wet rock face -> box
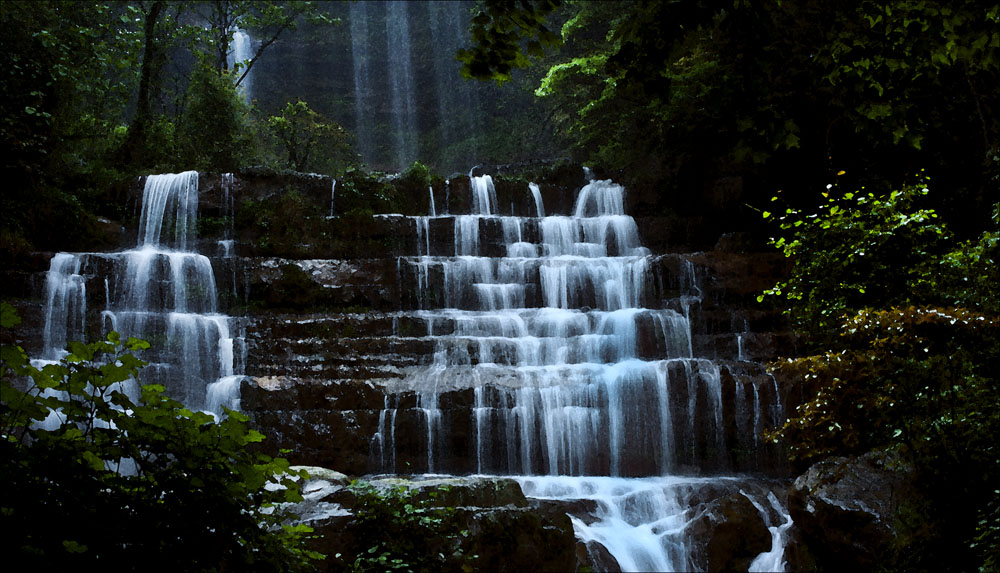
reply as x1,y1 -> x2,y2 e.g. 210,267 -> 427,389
689,492 -> 772,572
787,450 -> 913,570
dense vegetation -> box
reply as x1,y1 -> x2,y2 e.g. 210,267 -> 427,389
0,304 -> 322,569
762,183 -> 998,570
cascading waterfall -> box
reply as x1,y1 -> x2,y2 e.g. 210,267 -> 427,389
39,172 -> 244,415
344,1 -> 482,170
375,173 -> 790,570
330,178 -> 337,217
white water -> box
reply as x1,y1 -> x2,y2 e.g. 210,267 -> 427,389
385,0 -> 418,169
40,172 -> 244,416
371,172 -> 790,569
518,475 -> 789,572
349,1 -> 375,162
330,178 -> 337,217
227,27 -> 254,100
529,181 -> 545,218
381,176 -> 785,475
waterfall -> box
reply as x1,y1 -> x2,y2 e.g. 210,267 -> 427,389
372,173 -> 790,569
519,476 -> 790,572
428,1 -> 460,156
350,1 -> 375,163
528,182 -> 546,218
227,27 -> 254,100
385,0 -> 418,170
377,176 -> 788,475
40,172 -> 244,416
330,178 -> 337,217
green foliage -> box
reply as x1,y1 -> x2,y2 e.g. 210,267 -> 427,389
771,307 -> 999,463
266,99 -> 355,173
760,174 -> 1000,569
458,0 -> 563,83
817,0 -> 1000,152
401,161 -> 432,189
0,1 -> 144,257
0,325 -> 323,571
338,481 -> 475,573
759,178 -> 958,342
177,59 -> 256,171
484,0 -> 999,220
769,307 -> 1000,570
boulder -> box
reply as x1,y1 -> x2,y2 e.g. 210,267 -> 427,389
687,491 -> 772,572
787,450 -> 913,570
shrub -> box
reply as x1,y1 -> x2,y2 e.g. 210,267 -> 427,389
0,304 -> 322,570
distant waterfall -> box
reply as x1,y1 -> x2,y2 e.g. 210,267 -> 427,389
227,27 -> 254,100
350,1 -> 375,163
386,0 -> 418,170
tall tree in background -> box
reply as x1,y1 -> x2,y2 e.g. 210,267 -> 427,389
463,0 -> 999,227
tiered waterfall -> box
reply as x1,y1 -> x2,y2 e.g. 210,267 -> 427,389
369,173 -> 792,570
39,172 -> 244,413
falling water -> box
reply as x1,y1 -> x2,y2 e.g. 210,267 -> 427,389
385,0 -> 418,169
40,172 -> 244,415
330,178 -> 337,217
371,172 -> 790,569
428,185 -> 436,217
528,182 -> 545,218
350,1 -> 375,163
379,176 -> 786,475
228,28 -> 254,100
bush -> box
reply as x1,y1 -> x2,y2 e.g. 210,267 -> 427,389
337,480 -> 475,572
0,304 -> 322,571
265,99 -> 355,174
760,177 -> 1000,570
760,177 -> 953,345
176,61 -> 255,171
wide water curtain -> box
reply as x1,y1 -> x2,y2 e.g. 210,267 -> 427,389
373,173 -> 791,569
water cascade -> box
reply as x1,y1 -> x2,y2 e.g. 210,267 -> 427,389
330,178 -> 337,217
372,173 -> 790,569
339,1 -> 487,170
427,1 -> 482,165
39,172 -> 244,414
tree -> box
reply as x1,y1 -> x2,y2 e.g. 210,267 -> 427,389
463,0 -> 1000,226
0,1 -> 146,259
0,303 -> 323,570
457,0 -> 563,83
266,99 -> 354,173
759,183 -> 999,570
176,58 -> 255,171
195,1 -> 335,88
